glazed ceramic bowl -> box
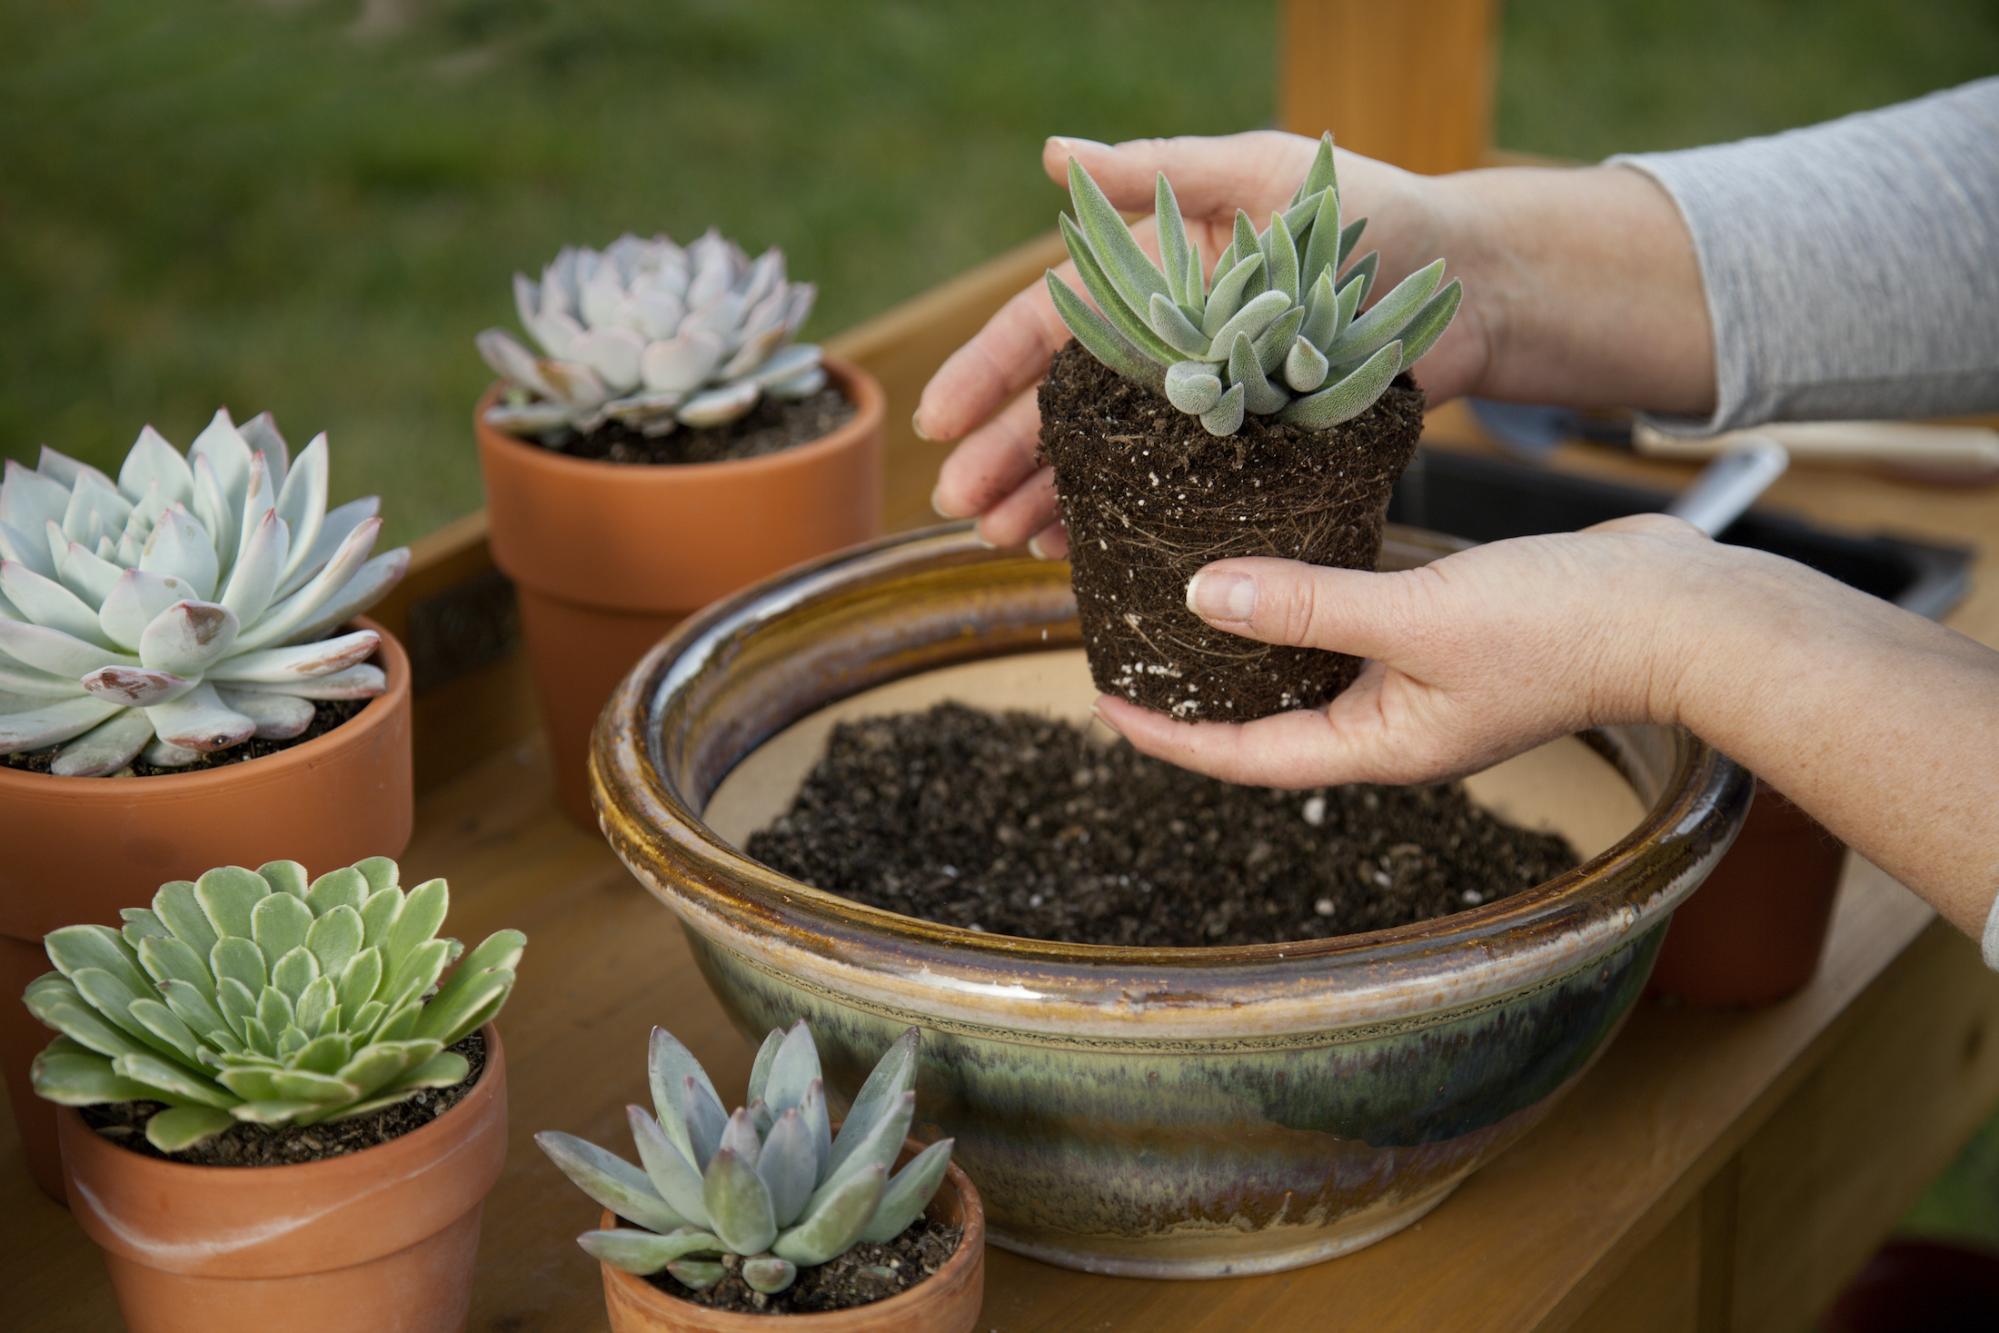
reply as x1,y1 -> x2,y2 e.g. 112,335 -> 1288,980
592,525 -> 1751,1278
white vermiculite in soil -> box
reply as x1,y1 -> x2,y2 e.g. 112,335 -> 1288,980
0,411 -> 408,775
25,858 -> 525,1151
478,231 -> 826,440
1048,132 -> 1462,436
538,1022 -> 954,1297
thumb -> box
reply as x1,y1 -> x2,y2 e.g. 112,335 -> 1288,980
1041,132 -> 1313,219
1186,557 -> 1430,659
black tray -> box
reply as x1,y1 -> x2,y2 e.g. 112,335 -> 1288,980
1388,449 -> 1975,619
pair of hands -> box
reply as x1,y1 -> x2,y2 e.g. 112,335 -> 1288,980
918,131 -> 1725,788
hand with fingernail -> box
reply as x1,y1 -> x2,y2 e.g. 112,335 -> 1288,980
918,131 -> 1473,558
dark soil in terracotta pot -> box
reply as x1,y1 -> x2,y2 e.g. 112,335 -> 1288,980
530,384 -> 855,466
0,698 -> 366,778
747,704 -> 1577,947
1039,342 -> 1425,721
635,1215 -> 963,1316
79,1031 -> 485,1167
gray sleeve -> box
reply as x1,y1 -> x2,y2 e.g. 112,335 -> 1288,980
1610,78 -> 1999,434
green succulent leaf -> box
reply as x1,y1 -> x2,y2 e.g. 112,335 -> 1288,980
1155,173 -> 1192,308
757,1106 -> 820,1229
665,1260 -> 726,1292
1325,259 -> 1443,366
1252,307 -> 1307,377
1201,252 -> 1267,340
1045,271 -> 1167,392
773,1165 -> 885,1267
1200,382 -> 1247,436
145,1105 -> 236,1153
861,1139 -> 956,1245
1291,132 -> 1339,206
742,1255 -> 798,1295
1262,209 -> 1300,305
1164,361 -> 1224,415
1279,341 -> 1406,429
746,1029 -> 785,1108
1227,332 -> 1289,416
1065,158 -> 1169,316
1056,216 -> 1182,366
579,1228 -> 724,1277
704,1148 -> 778,1256
1285,337 -> 1332,394
1395,278 -> 1464,365
537,1131 -> 689,1235
825,1029 -> 920,1178
1300,183 -> 1344,292
1146,293 -> 1211,359
195,866 -> 271,940
1341,250 -> 1381,309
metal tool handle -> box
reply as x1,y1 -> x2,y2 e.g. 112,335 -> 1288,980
1635,419 -> 1999,470
1665,436 -> 1789,537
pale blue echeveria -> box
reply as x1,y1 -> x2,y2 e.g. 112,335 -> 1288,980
538,1023 -> 953,1297
478,231 -> 825,440
0,411 -> 408,774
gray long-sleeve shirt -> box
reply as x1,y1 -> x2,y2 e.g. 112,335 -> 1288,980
1618,82 -> 1999,966
1611,77 -> 1999,435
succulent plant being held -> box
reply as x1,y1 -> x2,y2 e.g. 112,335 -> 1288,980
1048,132 -> 1462,436
0,411 -> 409,776
538,1022 -> 953,1297
23,857 -> 524,1152
478,231 -> 827,441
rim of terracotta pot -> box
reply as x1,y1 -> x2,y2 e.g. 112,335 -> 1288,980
0,614 -> 408,800
473,354 -> 884,482
595,1152 -> 984,1328
592,525 -> 1752,1031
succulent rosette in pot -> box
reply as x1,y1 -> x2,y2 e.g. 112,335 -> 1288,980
0,410 -> 408,774
470,230 -> 883,828
1039,133 -> 1460,720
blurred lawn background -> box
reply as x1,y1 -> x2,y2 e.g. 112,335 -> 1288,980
4,0 -> 1997,1246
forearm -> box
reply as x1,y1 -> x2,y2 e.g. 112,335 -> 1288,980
1661,551 -> 1999,938
1428,164 -> 1716,416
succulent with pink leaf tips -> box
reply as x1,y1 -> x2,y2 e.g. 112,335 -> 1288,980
538,1023 -> 953,1297
0,411 -> 408,775
477,230 -> 825,441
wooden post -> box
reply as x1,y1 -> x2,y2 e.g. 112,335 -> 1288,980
1279,0 -> 1498,175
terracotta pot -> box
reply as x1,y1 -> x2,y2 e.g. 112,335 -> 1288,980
475,357 -> 884,827
592,525 -> 1754,1276
596,1143 -> 984,1332
59,1025 -> 506,1333
0,621 -> 414,1200
1646,780 -> 1846,1007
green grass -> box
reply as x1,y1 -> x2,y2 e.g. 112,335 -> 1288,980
4,0 -> 1996,1249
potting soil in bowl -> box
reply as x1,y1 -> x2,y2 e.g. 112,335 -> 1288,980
709,650 -> 1644,946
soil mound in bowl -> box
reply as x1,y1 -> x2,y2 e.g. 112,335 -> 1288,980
746,703 -> 1578,947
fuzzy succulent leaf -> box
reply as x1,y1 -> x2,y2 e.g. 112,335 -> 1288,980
0,415 -> 404,774
1279,341 -> 1407,430
1048,137 -> 1456,434
26,858 -> 520,1150
480,232 -> 821,437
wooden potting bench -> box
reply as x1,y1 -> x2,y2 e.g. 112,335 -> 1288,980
5,4 -> 1996,1328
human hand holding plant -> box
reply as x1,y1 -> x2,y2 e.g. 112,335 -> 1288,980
1098,517 -> 1999,942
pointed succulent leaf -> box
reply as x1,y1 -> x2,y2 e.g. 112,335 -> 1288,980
1338,216 -> 1366,266
1043,272 -> 1165,392
1155,172 -> 1192,307
746,1028 -> 785,1107
1227,333 -> 1290,416
1279,341 -> 1406,429
536,1131 -> 690,1235
1395,278 -> 1463,365
1065,158 -> 1169,316
861,1139 -> 956,1244
1298,270 -> 1342,348
762,1021 -> 822,1114
757,1107 -> 819,1228
1285,337 -> 1332,393
1252,307 -> 1307,376
1145,292 -> 1212,359
682,1076 -> 727,1169
825,1028 -> 920,1178
772,1165 -> 885,1267
649,1026 -> 723,1162
703,1148 -> 778,1255
1056,216 -> 1181,365
1262,209 -> 1300,304
629,1104 -> 711,1225
1342,250 -> 1381,309
1205,289 -> 1290,357
719,1106 -> 763,1170
1300,182 -> 1344,291
578,1228 -> 725,1277
1325,259 -> 1443,365
1291,132 -> 1339,206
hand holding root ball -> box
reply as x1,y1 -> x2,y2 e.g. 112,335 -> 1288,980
921,107 -> 1999,950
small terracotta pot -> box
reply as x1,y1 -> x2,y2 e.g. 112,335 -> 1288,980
0,621 -> 414,1200
475,358 -> 884,827
1646,781 -> 1846,1007
58,1025 -> 505,1333
596,1145 -> 984,1333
